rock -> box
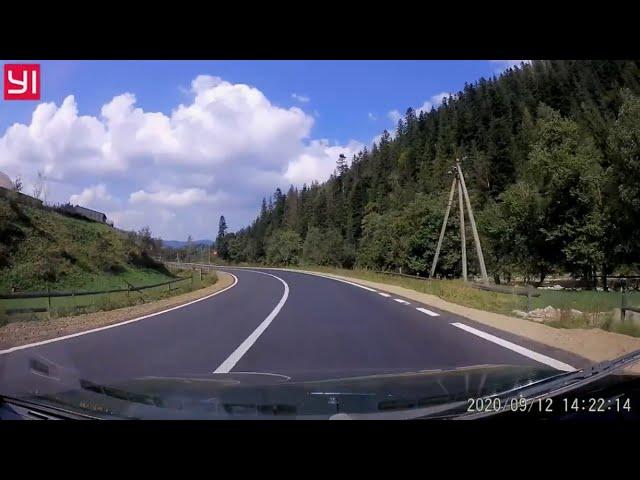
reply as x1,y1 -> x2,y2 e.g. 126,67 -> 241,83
541,306 -> 556,317
523,305 -> 559,321
514,305 -> 585,323
552,284 -> 564,290
529,316 -> 546,323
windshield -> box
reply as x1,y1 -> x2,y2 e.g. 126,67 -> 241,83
2,60 -> 640,420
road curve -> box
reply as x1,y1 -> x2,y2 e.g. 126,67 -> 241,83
0,266 -> 585,396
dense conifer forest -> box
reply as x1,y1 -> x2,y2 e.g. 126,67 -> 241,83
214,61 -> 640,288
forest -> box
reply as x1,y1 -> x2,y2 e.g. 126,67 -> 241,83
211,61 -> 640,289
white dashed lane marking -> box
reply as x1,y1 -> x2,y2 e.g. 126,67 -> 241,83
394,299 -> 410,305
378,292 -> 391,297
416,307 -> 440,317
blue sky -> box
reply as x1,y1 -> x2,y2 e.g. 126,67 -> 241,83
0,60 -> 521,240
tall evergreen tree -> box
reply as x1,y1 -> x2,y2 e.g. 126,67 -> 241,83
216,216 -> 229,260
336,154 -> 348,176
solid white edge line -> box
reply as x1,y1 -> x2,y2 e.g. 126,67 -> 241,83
450,322 -> 576,372
393,298 -> 410,305
416,307 -> 440,317
0,273 -> 239,356
213,270 -> 289,374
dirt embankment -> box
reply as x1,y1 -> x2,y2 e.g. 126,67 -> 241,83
0,271 -> 236,350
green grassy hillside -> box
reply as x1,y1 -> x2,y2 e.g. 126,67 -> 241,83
0,197 -> 173,292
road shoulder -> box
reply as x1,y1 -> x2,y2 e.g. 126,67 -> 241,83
0,271 -> 236,351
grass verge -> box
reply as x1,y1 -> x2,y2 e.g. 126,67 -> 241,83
0,269 -> 218,323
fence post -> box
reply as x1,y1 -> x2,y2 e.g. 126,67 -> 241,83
621,289 -> 627,323
47,285 -> 51,317
526,286 -> 532,313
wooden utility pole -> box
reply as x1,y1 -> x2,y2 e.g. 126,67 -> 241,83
458,171 -> 467,281
456,161 -> 488,283
430,176 -> 457,279
430,160 -> 489,284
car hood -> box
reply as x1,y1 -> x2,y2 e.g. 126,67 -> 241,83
24,364 -> 564,419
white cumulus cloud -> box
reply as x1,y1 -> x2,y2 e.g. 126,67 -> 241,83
129,188 -> 226,207
284,139 -> 364,185
69,184 -> 115,209
0,74 -> 362,239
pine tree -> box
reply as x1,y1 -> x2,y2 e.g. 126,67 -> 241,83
216,216 -> 229,260
336,154 -> 348,176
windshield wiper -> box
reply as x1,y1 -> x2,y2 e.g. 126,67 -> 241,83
455,348 -> 640,420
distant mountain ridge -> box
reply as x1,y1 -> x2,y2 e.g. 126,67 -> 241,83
163,239 -> 213,249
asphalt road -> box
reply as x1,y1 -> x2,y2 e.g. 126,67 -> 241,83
0,267 -> 587,397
